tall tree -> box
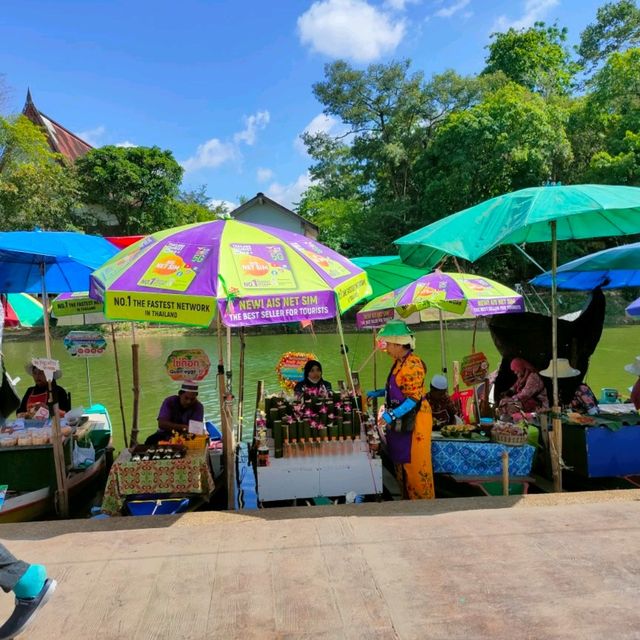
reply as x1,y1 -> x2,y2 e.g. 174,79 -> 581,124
578,0 -> 640,71
483,22 -> 579,96
75,145 -> 184,234
0,115 -> 80,230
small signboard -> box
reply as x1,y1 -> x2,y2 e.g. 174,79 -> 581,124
31,357 -> 60,381
165,349 -> 211,381
63,331 -> 107,358
275,351 -> 317,392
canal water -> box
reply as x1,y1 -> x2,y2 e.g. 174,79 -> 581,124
2,324 -> 640,452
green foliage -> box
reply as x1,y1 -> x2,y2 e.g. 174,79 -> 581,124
75,145 -> 184,234
0,115 -> 80,230
483,22 -> 580,96
578,0 -> 640,71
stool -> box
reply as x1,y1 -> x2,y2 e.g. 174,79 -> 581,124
600,388 -> 620,404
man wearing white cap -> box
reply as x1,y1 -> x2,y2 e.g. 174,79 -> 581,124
426,374 -> 459,430
145,381 -> 204,445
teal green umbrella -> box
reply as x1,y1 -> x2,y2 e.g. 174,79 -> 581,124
351,256 -> 432,300
395,184 -> 640,492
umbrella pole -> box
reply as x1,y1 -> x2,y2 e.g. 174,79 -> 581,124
550,222 -> 562,492
372,329 -> 378,416
237,327 -> 246,444
111,324 -> 128,448
85,359 -> 93,406
217,314 -> 235,509
438,309 -> 447,374
40,264 -> 69,518
130,323 -> 140,447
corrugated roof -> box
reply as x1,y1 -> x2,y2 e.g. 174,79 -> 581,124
22,90 -> 93,162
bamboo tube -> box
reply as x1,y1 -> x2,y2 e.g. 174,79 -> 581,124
273,420 -> 283,458
501,450 -> 509,496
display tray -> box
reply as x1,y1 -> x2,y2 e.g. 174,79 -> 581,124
130,445 -> 187,461
432,432 -> 489,442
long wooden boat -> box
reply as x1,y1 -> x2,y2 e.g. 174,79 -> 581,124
0,407 -> 112,523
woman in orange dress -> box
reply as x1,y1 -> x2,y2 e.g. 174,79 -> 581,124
368,320 -> 434,500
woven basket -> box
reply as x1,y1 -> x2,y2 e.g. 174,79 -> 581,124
491,431 -> 527,447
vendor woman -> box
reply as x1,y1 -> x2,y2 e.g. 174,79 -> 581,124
145,381 -> 204,445
294,360 -> 332,398
367,320 -> 434,500
17,363 -> 70,418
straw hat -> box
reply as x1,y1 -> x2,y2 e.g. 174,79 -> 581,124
378,320 -> 415,349
25,362 -> 62,380
179,380 -> 199,393
624,356 -> 640,376
431,374 -> 448,390
539,358 -> 580,378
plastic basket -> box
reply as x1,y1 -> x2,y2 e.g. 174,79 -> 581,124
183,434 -> 208,450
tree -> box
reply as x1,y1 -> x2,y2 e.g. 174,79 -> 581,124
75,145 -> 184,234
0,115 -> 80,230
578,0 -> 640,71
483,22 -> 580,96
173,185 -> 226,224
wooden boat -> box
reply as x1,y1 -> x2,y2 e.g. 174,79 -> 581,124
0,406 -> 112,523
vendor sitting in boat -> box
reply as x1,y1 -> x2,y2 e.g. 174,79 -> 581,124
498,357 -> 549,419
145,381 -> 204,445
16,363 -> 71,418
294,359 -> 332,398
426,374 -> 459,430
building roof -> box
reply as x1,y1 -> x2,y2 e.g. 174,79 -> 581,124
230,192 -> 319,233
22,90 -> 93,162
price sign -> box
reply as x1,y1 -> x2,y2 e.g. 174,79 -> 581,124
31,357 -> 61,381
63,331 -> 107,358
165,349 -> 211,381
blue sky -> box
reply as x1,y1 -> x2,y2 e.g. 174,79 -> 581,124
1,0 -> 604,210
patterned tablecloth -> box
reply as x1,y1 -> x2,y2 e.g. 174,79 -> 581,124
102,449 -> 215,515
432,440 -> 536,476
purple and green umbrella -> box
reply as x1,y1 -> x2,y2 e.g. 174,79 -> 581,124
90,219 -> 371,327
356,271 -> 524,329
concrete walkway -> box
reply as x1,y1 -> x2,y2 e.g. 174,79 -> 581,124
1,491 -> 640,639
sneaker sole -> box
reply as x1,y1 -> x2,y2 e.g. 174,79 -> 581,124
10,579 -> 57,639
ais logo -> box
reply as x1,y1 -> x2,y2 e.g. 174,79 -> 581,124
239,255 -> 270,277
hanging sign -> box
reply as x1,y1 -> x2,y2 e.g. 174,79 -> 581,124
31,357 -> 61,381
275,351 -> 317,392
165,349 -> 211,381
63,331 -> 107,358
460,352 -> 489,386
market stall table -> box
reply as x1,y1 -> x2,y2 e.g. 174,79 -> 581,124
101,448 -> 214,515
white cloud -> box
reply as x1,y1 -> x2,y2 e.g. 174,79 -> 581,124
384,0 -> 420,10
266,173 -> 313,209
492,0 -> 559,32
77,125 -> 105,146
294,113 -> 343,155
256,167 -> 275,183
115,140 -> 136,148
182,138 -> 238,173
435,0 -> 470,18
297,0 -> 406,63
208,198 -> 237,213
233,110 -> 270,146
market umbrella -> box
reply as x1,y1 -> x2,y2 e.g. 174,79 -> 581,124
0,230 -> 119,516
1,293 -> 44,327
626,298 -> 640,317
395,184 -> 640,491
90,219 -> 371,507
530,241 -> 640,290
351,255 -> 433,300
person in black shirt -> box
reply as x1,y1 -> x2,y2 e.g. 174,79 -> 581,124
294,360 -> 332,398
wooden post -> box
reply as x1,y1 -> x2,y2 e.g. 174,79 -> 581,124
110,323 -> 128,448
40,263 -> 69,517
550,221 -> 562,492
130,342 -> 140,447
372,329 -> 379,416
237,327 -> 246,444
501,450 -> 509,496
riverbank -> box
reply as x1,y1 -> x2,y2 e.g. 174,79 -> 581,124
1,489 -> 639,639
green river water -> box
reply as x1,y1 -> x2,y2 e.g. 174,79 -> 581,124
2,325 -> 639,452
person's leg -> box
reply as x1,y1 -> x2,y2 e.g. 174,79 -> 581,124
0,543 -> 29,594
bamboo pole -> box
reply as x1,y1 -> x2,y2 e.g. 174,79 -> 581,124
372,328 -> 379,416
501,450 -> 509,496
130,323 -> 140,447
110,323 -> 128,448
438,309 -> 448,374
237,327 -> 246,444
550,222 -> 562,492
217,314 -> 235,509
40,263 -> 69,517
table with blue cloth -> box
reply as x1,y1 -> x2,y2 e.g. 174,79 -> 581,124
432,439 -> 536,476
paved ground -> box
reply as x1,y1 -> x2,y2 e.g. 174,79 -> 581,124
1,490 -> 640,639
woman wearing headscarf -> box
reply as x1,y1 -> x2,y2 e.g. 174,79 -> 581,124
498,357 -> 549,417
367,320 -> 434,500
294,360 -> 332,398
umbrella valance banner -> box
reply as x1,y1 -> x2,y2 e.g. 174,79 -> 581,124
52,291 -> 104,317
530,241 -> 640,290
90,220 -> 371,327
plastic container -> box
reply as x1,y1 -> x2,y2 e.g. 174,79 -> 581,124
126,498 -> 190,516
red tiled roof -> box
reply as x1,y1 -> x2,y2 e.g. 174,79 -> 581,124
22,90 -> 93,162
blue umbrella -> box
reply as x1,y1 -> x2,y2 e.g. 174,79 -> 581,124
530,241 -> 640,290
0,230 -> 117,294
626,298 -> 640,317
